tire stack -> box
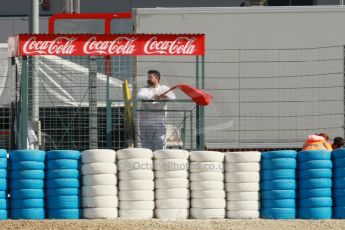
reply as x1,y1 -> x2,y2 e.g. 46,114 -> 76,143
332,148 -> 345,218
261,150 -> 297,219
46,150 -> 81,219
0,149 -> 7,220
225,151 -> 261,219
117,148 -> 154,219
81,149 -> 118,219
298,150 -> 332,219
189,151 -> 225,219
9,150 -> 46,219
154,149 -> 189,219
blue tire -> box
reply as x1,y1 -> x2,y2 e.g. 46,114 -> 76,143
0,149 -> 7,158
261,199 -> 295,209
261,190 -> 296,200
0,158 -> 7,169
262,150 -> 297,159
0,210 -> 7,220
10,179 -> 44,189
298,150 -> 331,162
46,169 -> 79,179
298,178 -> 332,189
10,150 -> 45,162
47,209 -> 80,219
10,189 -> 44,199
10,170 -> 44,180
334,158 -> 345,168
0,169 -> 7,178
334,168 -> 345,178
299,197 -> 332,208
46,196 -> 80,209
334,178 -> 345,189
299,160 -> 332,170
261,169 -> 295,181
261,158 -> 296,170
0,191 -> 6,199
10,208 -> 45,219
261,208 -> 296,219
298,188 -> 332,198
298,207 -> 332,219
335,197 -> 345,207
334,189 -> 345,197
261,179 -> 296,191
11,161 -> 45,170
334,207 -> 345,219
46,178 -> 79,188
298,169 -> 332,179
332,148 -> 345,159
10,198 -> 44,209
0,179 -> 7,191
46,188 -> 79,197
46,150 -> 81,160
0,199 -> 7,209
47,159 -> 79,170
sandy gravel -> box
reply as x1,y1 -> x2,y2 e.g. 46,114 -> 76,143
0,219 -> 345,230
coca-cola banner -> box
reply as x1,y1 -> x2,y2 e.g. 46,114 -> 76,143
15,34 -> 205,56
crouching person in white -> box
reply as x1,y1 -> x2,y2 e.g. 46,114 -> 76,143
137,70 -> 176,151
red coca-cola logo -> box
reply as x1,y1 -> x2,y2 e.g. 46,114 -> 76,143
83,36 -> 137,55
22,36 -> 77,55
143,36 -> 197,55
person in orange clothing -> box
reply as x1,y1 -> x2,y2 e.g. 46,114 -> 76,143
317,133 -> 333,151
302,134 -> 332,151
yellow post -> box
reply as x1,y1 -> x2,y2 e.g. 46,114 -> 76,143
122,79 -> 133,146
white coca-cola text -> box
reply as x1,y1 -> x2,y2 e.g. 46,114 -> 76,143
83,36 -> 137,55
22,36 -> 76,55
143,36 -> 197,55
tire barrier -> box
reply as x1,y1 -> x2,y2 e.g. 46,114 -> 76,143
260,150 -> 297,219
190,151 -> 225,219
154,149 -> 189,219
117,148 -> 154,219
9,150 -> 45,219
0,150 -> 7,220
332,148 -> 345,218
81,149 -> 117,219
298,150 -> 332,219
225,152 -> 261,219
46,150 -> 81,219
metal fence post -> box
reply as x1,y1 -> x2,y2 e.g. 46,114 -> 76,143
106,70 -> 112,149
200,55 -> 205,150
89,56 -> 98,149
195,56 -> 200,150
19,56 -> 28,149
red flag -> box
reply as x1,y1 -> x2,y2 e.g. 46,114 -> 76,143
161,84 -> 213,106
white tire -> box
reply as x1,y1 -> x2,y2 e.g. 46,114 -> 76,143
189,162 -> 224,173
81,149 -> 116,163
190,181 -> 224,190
83,208 -> 118,219
225,182 -> 260,192
225,162 -> 260,172
225,152 -> 261,163
191,190 -> 226,199
82,186 -> 117,197
156,199 -> 189,209
189,172 -> 224,181
155,209 -> 188,219
119,191 -> 154,201
117,148 -> 152,160
119,210 -> 153,219
155,170 -> 188,179
192,199 -> 226,209
119,180 -> 154,191
119,170 -> 154,180
82,174 -> 117,186
155,178 -> 189,189
154,149 -> 189,159
119,200 -> 154,210
155,189 -> 190,199
227,192 -> 259,201
190,208 -> 225,219
227,200 -> 260,211
117,158 -> 153,171
227,210 -> 259,219
225,172 -> 260,183
82,196 -> 118,208
190,151 -> 224,162
154,159 -> 188,171
81,163 -> 117,175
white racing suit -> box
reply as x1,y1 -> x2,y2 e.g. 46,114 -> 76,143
137,85 -> 176,151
